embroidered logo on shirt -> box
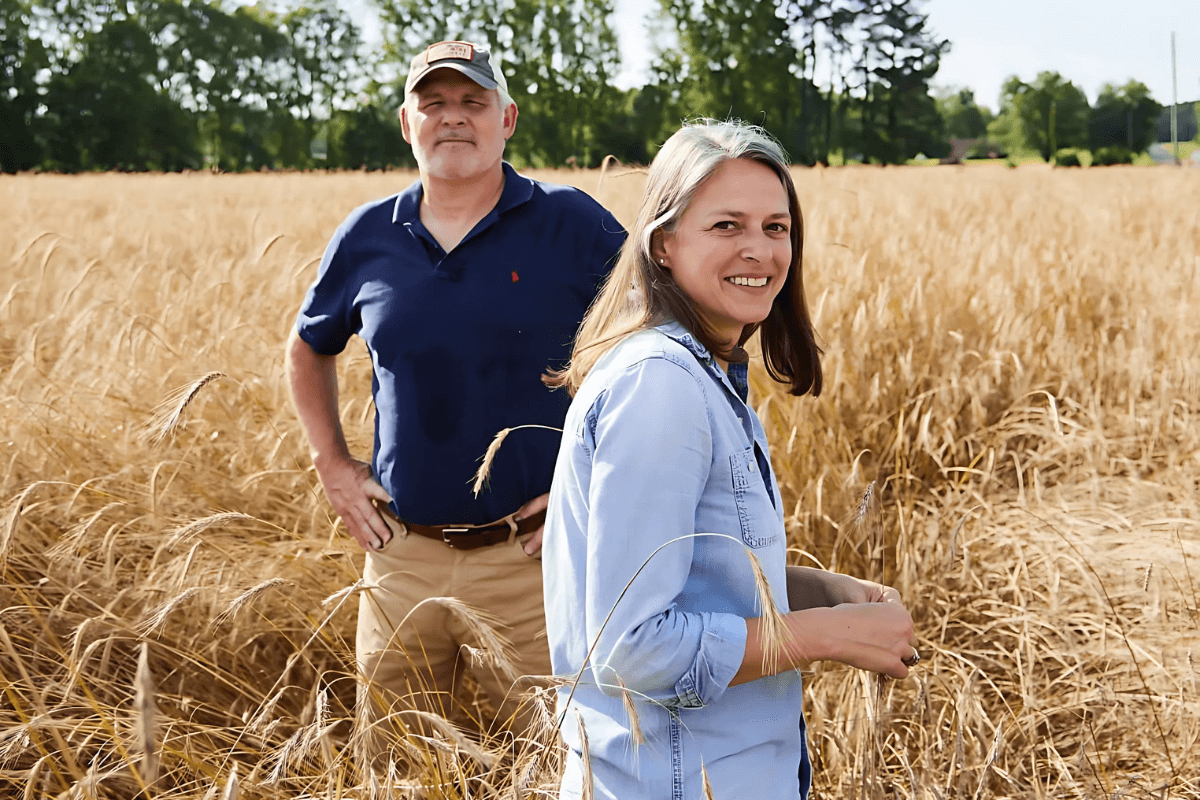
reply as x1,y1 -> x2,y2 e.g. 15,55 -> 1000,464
511,271 -> 520,282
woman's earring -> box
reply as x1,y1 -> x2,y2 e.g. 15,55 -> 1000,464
659,258 -> 664,265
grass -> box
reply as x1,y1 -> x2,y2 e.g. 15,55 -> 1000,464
1,164 -> 1199,799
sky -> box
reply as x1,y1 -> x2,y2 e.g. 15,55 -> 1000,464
607,0 -> 1200,109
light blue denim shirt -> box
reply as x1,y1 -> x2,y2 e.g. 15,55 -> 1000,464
543,321 -> 812,800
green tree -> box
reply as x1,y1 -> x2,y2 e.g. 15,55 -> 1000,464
328,101 -> 411,170
0,0 -> 47,171
937,87 -> 992,140
997,71 -> 1089,162
858,0 -> 949,163
150,1 -> 295,170
1089,80 -> 1160,153
39,15 -> 198,170
653,0 -> 819,163
280,0 -> 364,166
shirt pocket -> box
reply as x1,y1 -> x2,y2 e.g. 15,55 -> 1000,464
730,446 -> 781,549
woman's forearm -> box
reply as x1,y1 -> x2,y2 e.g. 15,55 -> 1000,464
731,600 -> 918,685
786,566 -> 858,609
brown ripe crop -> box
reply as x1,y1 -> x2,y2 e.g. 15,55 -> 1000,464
0,165 -> 1197,799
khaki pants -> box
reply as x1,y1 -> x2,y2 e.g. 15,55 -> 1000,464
355,516 -> 552,768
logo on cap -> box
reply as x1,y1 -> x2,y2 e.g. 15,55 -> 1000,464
426,42 -> 474,63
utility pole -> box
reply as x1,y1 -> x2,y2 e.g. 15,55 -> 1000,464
1171,31 -> 1179,165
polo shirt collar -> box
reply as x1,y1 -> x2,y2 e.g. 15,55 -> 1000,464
391,161 -> 534,226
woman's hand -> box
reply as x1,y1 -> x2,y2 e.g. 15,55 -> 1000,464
805,602 -> 918,679
785,567 -> 903,609
842,577 -> 903,606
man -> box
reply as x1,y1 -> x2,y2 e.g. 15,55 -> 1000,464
284,40 -> 625,765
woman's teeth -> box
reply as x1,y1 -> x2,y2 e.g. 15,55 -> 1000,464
727,276 -> 769,287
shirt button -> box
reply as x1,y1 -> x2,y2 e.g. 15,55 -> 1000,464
748,461 -> 756,472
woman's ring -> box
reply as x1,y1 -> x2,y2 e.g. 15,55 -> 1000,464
902,650 -> 920,668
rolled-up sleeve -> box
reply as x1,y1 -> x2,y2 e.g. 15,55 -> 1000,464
583,356 -> 748,708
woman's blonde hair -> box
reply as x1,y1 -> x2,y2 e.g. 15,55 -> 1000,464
548,120 -> 823,397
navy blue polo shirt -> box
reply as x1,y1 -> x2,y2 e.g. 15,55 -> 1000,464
297,163 -> 626,526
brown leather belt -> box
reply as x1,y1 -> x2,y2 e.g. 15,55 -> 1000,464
377,505 -> 546,550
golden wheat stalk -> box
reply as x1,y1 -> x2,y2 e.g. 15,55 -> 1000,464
0,481 -> 56,569
212,577 -> 292,628
431,597 -> 520,683
46,501 -> 126,561
576,711 -> 593,800
144,371 -> 226,445
396,709 -> 496,768
133,642 -> 159,787
22,754 -> 51,800
613,674 -> 644,747
138,587 -> 202,637
472,424 -> 564,496
701,762 -> 716,799
165,511 -> 258,552
745,547 -> 789,675
219,763 -> 239,800
321,577 -> 373,608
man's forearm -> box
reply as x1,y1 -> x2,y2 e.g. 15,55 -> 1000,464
285,329 -> 350,464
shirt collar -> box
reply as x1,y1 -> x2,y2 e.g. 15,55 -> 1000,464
391,161 -> 534,225
655,320 -> 710,361
654,321 -> 750,404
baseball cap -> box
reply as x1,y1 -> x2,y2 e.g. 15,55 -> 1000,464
405,41 -> 510,96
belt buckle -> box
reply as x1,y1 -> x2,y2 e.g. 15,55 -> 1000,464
442,527 -> 470,547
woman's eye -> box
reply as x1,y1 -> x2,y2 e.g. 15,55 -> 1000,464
713,221 -> 737,230
767,223 -> 789,233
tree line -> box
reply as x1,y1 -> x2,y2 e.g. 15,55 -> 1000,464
943,73 -> 1167,165
0,0 -> 1176,173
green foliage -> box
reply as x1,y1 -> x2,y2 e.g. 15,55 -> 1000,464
327,102 -> 412,170
0,0 -> 48,171
858,1 -> 950,163
656,0 -> 813,161
998,71 -> 1090,162
1092,145 -> 1134,166
1089,81 -> 1161,153
7,0 -> 1146,174
938,87 -> 992,140
648,0 -> 948,166
1053,149 -> 1082,167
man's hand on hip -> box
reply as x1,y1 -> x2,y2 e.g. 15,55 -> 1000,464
515,492 -> 549,556
314,454 -> 393,551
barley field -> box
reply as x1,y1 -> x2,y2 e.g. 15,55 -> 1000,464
1,164 -> 1198,799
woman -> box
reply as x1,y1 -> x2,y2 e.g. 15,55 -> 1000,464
541,121 -> 919,800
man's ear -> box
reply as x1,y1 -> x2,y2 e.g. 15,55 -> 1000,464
503,102 -> 518,140
399,102 -> 412,145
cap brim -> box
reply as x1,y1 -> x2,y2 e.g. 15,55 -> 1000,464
407,63 -> 499,94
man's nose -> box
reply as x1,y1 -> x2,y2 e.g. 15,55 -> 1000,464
441,103 -> 467,123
